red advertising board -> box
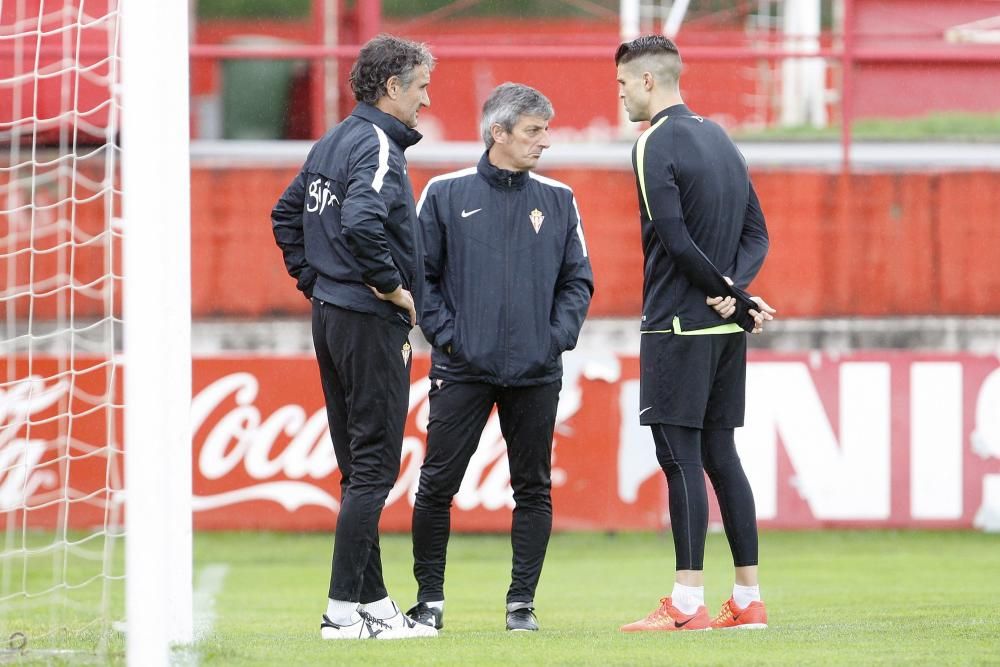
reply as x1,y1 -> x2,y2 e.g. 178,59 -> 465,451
3,351 -> 1000,531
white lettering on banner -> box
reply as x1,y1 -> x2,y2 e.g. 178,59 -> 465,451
191,364 -> 588,514
911,363 -> 963,519
617,363 -> 894,519
192,373 -> 339,512
972,368 -> 1000,460
191,481 -> 339,512
187,357 -> 997,527
742,362 -> 891,519
0,377 -> 67,509
972,368 -> 1000,531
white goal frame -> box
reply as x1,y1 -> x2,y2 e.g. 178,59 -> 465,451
120,0 -> 192,664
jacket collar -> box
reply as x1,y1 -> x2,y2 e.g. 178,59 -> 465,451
650,103 -> 693,125
350,103 -> 423,149
477,152 -> 529,191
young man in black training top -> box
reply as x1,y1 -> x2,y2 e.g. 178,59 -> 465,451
405,83 -> 593,633
614,35 -> 777,632
271,34 -> 437,641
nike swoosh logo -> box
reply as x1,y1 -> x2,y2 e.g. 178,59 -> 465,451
639,407 -> 653,416
461,208 -> 482,218
674,617 -> 695,628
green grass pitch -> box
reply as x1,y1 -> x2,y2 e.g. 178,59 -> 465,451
5,530 -> 1000,665
194,530 -> 1000,665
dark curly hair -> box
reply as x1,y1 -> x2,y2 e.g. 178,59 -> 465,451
349,34 -> 435,106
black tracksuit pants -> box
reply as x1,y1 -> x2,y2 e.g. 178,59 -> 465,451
412,380 -> 561,606
312,300 -> 411,603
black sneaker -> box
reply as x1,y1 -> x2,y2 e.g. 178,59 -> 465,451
406,602 -> 444,630
505,607 -> 539,632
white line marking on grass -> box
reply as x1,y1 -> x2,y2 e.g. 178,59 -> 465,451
194,564 -> 229,641
173,564 -> 229,666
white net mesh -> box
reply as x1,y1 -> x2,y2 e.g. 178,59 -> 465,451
1,0 -> 124,655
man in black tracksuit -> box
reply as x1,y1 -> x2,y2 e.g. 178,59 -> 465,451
614,36 -> 776,633
271,35 -> 437,641
404,84 -> 593,633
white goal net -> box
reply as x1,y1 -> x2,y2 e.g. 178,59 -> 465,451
1,0 -> 124,657
1,1 -> 190,662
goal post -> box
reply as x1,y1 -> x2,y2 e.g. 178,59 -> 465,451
120,0 -> 193,664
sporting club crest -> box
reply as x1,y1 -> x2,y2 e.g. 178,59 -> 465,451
529,208 -> 544,234
401,342 -> 412,365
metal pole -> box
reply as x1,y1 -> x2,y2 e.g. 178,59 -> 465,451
620,0 -> 640,40
663,0 -> 690,38
324,0 -> 340,131
357,0 -> 381,43
310,0 -> 326,138
841,0 -> 854,171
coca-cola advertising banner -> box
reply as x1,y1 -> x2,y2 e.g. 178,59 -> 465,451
4,352 -> 1000,531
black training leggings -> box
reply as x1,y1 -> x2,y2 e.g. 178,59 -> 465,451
650,424 -> 758,571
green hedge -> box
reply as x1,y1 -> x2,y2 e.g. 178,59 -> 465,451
197,0 -> 312,20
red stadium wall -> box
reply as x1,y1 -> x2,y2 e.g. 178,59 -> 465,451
5,165 -> 997,319
5,353 -> 1000,531
193,166 -> 1000,319
852,0 -> 1000,119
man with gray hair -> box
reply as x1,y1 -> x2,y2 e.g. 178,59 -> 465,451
405,83 -> 593,632
271,34 -> 437,640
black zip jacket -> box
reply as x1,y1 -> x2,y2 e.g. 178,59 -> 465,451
271,103 -> 423,329
418,153 -> 594,386
632,103 -> 769,333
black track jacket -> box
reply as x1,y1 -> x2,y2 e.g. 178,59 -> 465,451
418,153 -> 594,386
632,103 -> 769,333
271,103 -> 423,329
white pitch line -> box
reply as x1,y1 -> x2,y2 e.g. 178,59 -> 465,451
193,564 -> 229,641
173,563 -> 229,667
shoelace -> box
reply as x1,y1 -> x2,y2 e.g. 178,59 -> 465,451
711,601 -> 734,625
358,610 -> 392,631
656,598 -> 673,616
640,598 -> 674,623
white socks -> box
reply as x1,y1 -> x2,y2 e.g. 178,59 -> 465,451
733,584 -> 761,609
360,596 -> 399,619
326,599 -> 360,625
670,582 -> 705,615
424,600 -> 444,611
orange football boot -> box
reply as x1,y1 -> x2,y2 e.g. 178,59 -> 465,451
711,597 -> 768,630
620,597 -> 711,632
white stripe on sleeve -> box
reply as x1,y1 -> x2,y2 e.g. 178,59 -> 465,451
571,195 -> 588,258
371,124 -> 390,192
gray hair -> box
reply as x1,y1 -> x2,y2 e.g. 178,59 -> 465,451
480,83 -> 554,149
350,34 -> 435,106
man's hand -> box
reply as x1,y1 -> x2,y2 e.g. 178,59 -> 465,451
706,294 -> 737,319
706,276 -> 736,318
706,276 -> 777,334
747,296 -> 776,334
369,285 -> 416,326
